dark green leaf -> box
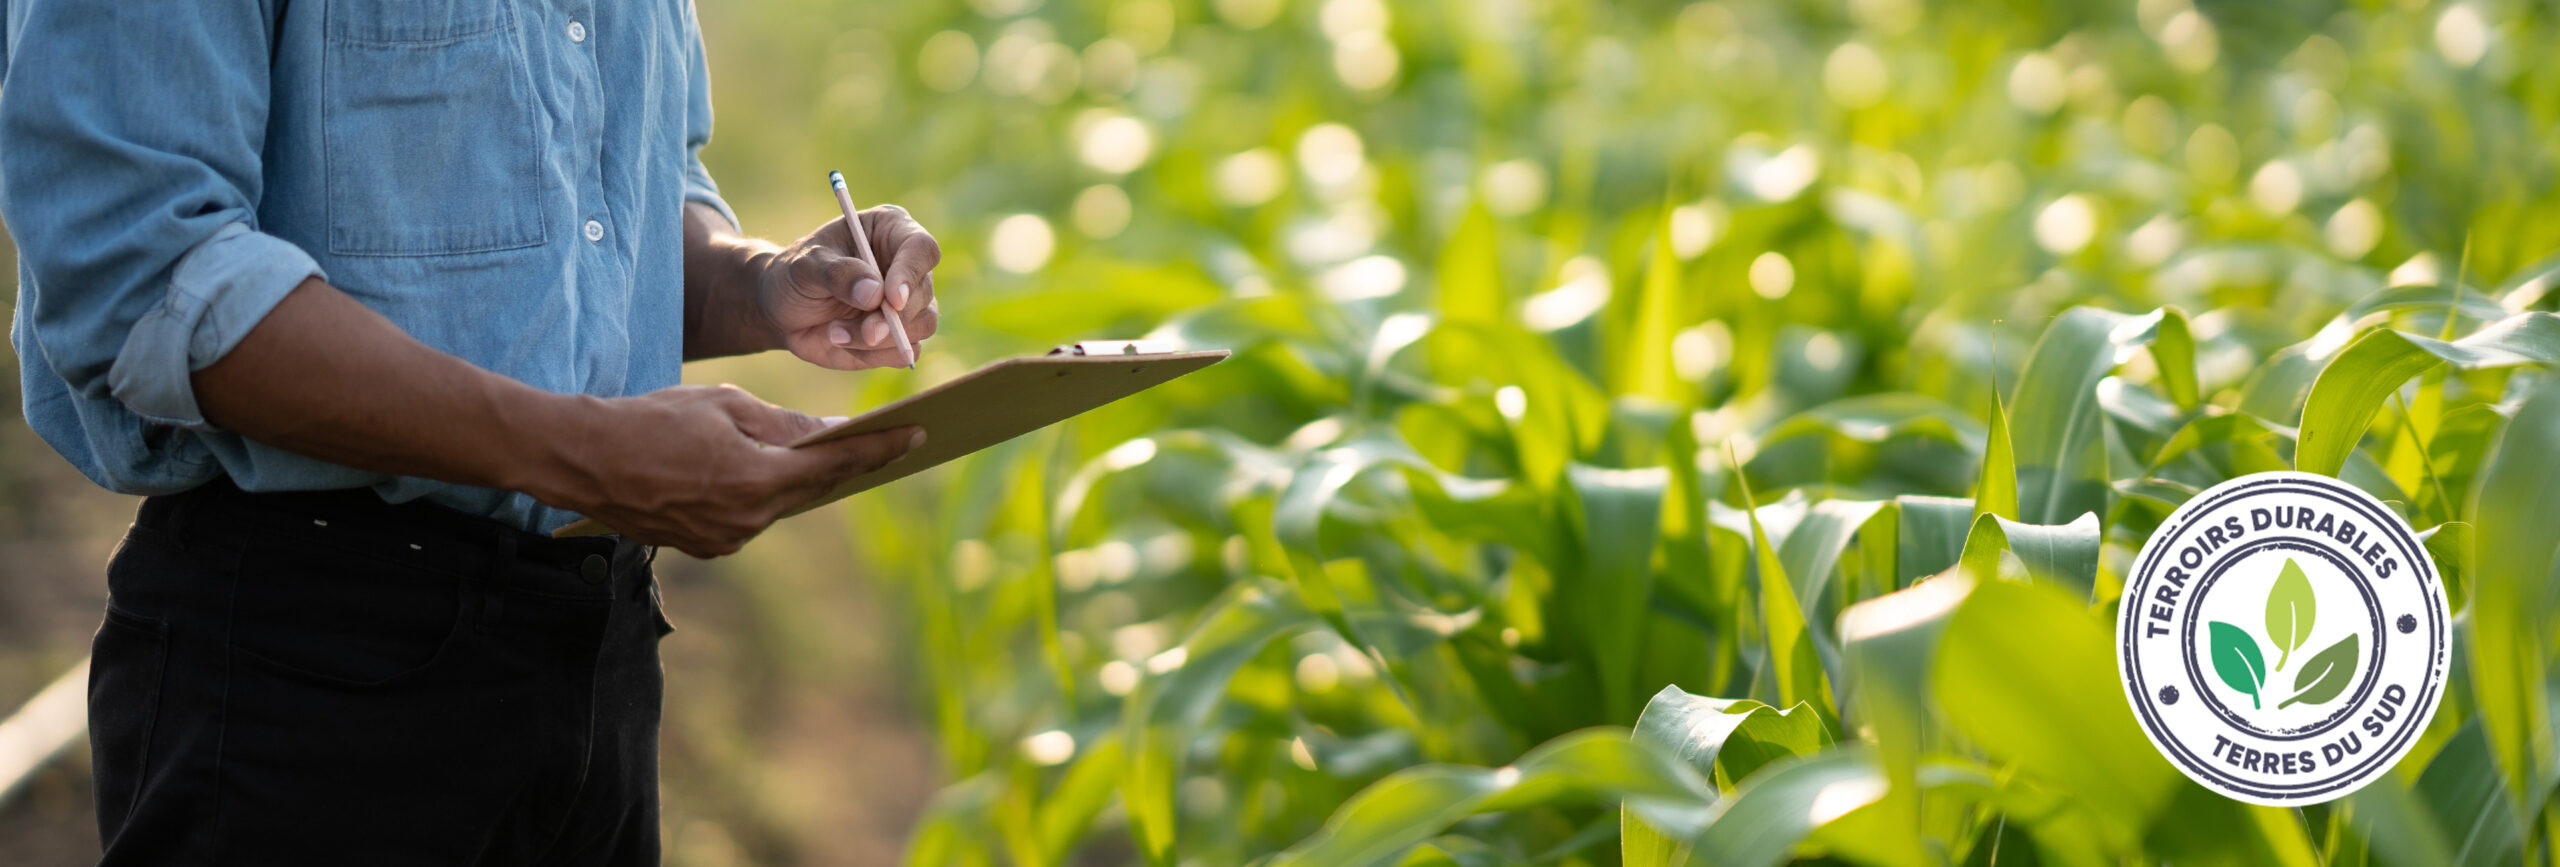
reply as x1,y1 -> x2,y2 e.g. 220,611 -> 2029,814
2208,621 -> 2268,710
2278,634 -> 2357,709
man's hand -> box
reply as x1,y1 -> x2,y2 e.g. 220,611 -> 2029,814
519,385 -> 922,558
196,281 -> 919,558
753,206 -> 942,370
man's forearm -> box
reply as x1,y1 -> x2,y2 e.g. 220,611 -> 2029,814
192,278 -> 590,496
681,201 -> 783,360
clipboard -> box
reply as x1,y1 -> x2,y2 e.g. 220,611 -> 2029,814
553,344 -> 1230,538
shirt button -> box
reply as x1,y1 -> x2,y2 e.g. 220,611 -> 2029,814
567,20 -> 587,43
580,554 -> 608,585
584,219 -> 604,242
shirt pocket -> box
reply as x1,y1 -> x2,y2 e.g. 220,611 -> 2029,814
322,0 -> 546,256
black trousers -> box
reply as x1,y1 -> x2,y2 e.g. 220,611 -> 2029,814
87,479 -> 669,866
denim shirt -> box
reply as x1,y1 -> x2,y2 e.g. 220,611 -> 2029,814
1,0 -> 736,533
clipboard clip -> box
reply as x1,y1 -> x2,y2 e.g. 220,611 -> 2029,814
1048,339 -> 1181,356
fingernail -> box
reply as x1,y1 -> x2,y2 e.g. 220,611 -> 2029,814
819,416 -> 850,426
890,282 -> 911,310
828,323 -> 853,346
908,429 -> 927,448
853,278 -> 883,308
865,317 -> 890,345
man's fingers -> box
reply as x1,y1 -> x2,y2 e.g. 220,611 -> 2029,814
784,425 -> 924,491
797,246 -> 883,309
902,298 -> 940,341
882,230 -> 942,311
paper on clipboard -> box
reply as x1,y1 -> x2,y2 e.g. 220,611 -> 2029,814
553,346 -> 1229,538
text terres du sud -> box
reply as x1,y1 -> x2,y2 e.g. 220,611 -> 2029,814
2138,504 -> 2402,642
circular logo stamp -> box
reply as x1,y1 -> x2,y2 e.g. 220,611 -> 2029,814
2117,471 -> 2448,805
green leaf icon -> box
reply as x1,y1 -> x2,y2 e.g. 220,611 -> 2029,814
2265,557 -> 2315,672
2208,620 -> 2267,709
2279,634 -> 2360,709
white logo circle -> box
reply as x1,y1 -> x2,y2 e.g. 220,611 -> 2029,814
2117,471 -> 2449,805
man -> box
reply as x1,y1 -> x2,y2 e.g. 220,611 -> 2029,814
1,1 -> 935,862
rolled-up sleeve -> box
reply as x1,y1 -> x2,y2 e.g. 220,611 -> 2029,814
678,0 -> 740,233
108,224 -> 322,428
1,0 -> 315,431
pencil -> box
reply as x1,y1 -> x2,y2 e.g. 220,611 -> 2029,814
828,170 -> 914,369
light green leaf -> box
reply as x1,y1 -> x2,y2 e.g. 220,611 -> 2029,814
2209,621 -> 2268,710
2279,634 -> 2358,709
1975,391 -> 2019,522
2265,558 -> 2316,671
1621,207 -> 1689,402
2295,312 -> 2560,477
2153,306 -> 2203,413
1436,203 -> 1504,324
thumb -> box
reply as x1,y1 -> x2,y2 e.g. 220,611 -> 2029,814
718,385 -> 830,446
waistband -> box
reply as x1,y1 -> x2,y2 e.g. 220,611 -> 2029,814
137,477 -> 653,599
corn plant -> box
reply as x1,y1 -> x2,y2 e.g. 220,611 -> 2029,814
730,0 -> 2560,863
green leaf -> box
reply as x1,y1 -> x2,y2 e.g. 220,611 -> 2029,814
1775,498 -> 1893,649
2295,312 -> 2560,477
1121,583 -> 1315,862
1955,512 -> 2102,598
1620,207 -> 1689,402
1681,747 -> 1916,867
2011,307 -> 2170,525
1035,736 -> 1124,863
1628,687 -> 1837,791
1265,729 -> 1716,867
2467,376 -> 2560,803
1892,495 -> 1975,585
1436,203 -> 1505,324
1733,468 -> 1839,724
2338,772 -> 2457,867
1563,463 -> 1670,723
1974,391 -> 2019,522
2417,721 -> 2524,867
2152,306 -> 2203,413
2278,634 -> 2358,709
1936,578 -> 2181,851
1838,574 -> 1974,850
2265,558 -> 2316,672
2208,621 -> 2269,710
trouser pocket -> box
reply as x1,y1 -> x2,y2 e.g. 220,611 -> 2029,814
87,604 -> 168,839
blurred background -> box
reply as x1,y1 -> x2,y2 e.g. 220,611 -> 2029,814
6,0 -> 2559,864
